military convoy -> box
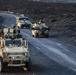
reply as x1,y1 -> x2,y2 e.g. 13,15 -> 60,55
0,13 -> 50,73
0,27 -> 31,72
31,22 -> 49,38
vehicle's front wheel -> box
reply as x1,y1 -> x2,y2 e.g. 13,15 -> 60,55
34,33 -> 38,38
26,58 -> 32,71
0,58 -> 6,72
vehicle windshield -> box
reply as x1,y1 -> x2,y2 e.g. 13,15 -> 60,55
20,20 -> 25,23
33,26 -> 48,31
5,39 -> 21,47
5,40 -> 13,47
42,27 -> 49,30
19,17 -> 29,21
19,18 -> 28,23
25,20 -> 31,24
13,40 -> 21,46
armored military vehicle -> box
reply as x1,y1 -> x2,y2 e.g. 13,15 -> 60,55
31,22 -> 49,38
0,28 -> 31,72
16,17 -> 32,28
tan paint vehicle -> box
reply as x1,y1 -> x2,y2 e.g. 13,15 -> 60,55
16,17 -> 32,28
0,28 -> 31,72
31,23 -> 49,38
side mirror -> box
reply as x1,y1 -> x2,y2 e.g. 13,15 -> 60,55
18,30 -> 20,33
23,39 -> 27,47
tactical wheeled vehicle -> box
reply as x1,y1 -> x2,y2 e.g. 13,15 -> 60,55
31,22 -> 49,38
0,28 -> 31,72
16,17 -> 31,28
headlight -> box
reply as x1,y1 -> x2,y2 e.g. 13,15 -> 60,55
25,52 -> 28,56
22,52 -> 28,56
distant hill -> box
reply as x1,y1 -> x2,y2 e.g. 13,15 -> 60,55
0,0 -> 76,15
28,0 -> 76,3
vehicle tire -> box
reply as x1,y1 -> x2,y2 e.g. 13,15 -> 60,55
34,33 -> 38,38
0,58 -> 6,72
21,26 -> 23,29
18,26 -> 20,28
26,58 -> 32,71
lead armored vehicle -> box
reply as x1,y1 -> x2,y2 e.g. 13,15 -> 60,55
0,28 -> 31,72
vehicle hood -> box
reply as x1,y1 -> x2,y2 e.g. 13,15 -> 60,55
20,20 -> 25,24
3,47 -> 28,53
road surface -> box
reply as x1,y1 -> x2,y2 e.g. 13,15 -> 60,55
0,13 -> 76,75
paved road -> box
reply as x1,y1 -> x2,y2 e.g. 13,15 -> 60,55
0,13 -> 76,75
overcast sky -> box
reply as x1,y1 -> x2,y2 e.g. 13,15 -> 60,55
29,0 -> 76,3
